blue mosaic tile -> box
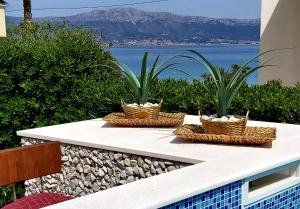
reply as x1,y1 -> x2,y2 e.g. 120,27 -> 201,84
159,181 -> 300,209
245,184 -> 300,209
159,181 -> 243,209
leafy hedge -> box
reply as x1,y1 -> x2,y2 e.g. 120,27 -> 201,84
0,23 -> 117,206
0,23 -> 117,149
70,76 -> 300,124
0,23 -> 300,207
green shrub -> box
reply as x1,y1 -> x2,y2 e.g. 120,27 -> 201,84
0,23 -> 117,206
73,77 -> 300,124
0,23 -> 117,149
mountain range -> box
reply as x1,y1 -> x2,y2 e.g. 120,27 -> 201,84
6,7 -> 260,45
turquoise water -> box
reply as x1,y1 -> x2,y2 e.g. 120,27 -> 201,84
110,45 -> 259,84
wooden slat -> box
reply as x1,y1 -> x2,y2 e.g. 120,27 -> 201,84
0,142 -> 61,186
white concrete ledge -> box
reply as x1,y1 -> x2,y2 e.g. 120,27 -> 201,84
17,116 -> 300,164
16,116 -> 300,209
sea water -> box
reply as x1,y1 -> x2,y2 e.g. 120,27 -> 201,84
110,44 -> 259,84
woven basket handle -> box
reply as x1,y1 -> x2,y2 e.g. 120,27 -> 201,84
245,111 -> 250,122
198,110 -> 202,117
121,99 -> 126,107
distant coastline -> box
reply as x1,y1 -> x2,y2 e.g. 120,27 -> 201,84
7,7 -> 260,47
112,39 -> 260,47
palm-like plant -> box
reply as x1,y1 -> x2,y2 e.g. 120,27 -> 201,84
117,52 -> 189,105
185,50 -> 274,117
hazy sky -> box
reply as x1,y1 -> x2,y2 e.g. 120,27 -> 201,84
5,0 -> 261,19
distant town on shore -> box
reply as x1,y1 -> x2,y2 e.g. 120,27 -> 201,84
7,7 -> 260,46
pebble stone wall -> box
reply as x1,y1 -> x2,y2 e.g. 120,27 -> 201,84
22,138 -> 190,197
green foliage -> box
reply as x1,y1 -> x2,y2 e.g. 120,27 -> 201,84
0,23 -> 117,207
184,50 -> 273,117
117,52 -> 190,104
152,79 -> 300,123
69,77 -> 300,124
0,184 -> 24,207
0,23 -> 117,149
201,64 -> 250,82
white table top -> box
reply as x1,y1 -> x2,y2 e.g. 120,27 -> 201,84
17,116 -> 300,209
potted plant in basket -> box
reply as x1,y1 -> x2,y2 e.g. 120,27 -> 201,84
185,50 -> 273,135
117,52 -> 190,119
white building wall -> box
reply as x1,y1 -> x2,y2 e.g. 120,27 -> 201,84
0,4 -> 6,37
260,0 -> 300,85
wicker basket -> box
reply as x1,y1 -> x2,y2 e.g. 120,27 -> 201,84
104,112 -> 185,127
174,124 -> 276,145
200,111 -> 249,136
122,100 -> 162,119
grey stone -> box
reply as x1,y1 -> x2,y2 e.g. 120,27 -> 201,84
164,161 -> 173,166
130,160 -> 138,167
127,176 -> 135,183
167,166 -> 176,172
156,167 -> 163,174
125,167 -> 134,176
143,164 -> 149,171
122,154 -> 130,159
116,161 -> 125,170
83,165 -> 91,174
144,158 -> 152,165
137,157 -> 144,167
76,164 -> 83,173
138,168 -> 145,178
114,154 -> 122,160
59,175 -> 64,182
91,174 -> 96,183
124,159 -> 131,167
92,157 -> 98,163
98,168 -> 105,177
133,166 -> 139,175
90,167 -> 97,176
101,179 -> 107,186
120,170 -> 127,179
79,150 -> 85,157
93,184 -> 100,192
68,150 -> 75,158
102,166 -> 108,173
105,160 -> 113,168
79,181 -> 84,189
107,168 -> 113,176
62,156 -> 69,162
104,175 -> 111,183
153,161 -> 159,168
97,159 -> 103,167
150,165 -> 156,174
159,161 -> 166,169
72,157 -> 79,164
75,187 -> 82,196
119,180 -> 126,185
84,181 -> 89,187
84,158 -> 91,165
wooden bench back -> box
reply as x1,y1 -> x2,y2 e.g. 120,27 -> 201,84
0,142 -> 61,186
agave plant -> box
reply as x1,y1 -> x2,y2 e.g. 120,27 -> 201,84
185,50 -> 274,117
117,52 -> 190,105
